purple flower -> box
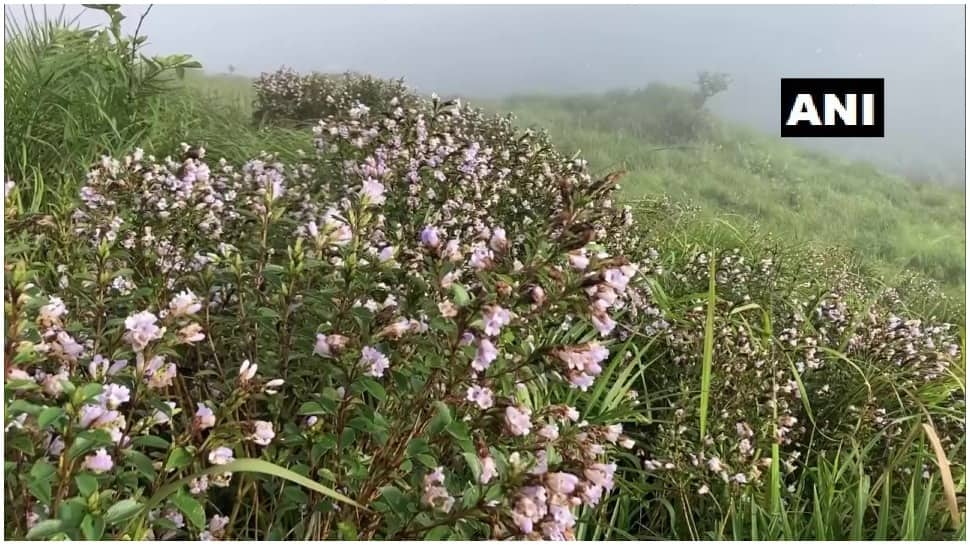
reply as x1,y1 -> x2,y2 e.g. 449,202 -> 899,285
489,227 -> 508,252
422,466 -> 455,513
238,359 -> 257,382
469,246 -> 493,270
84,448 -> 114,473
194,403 -> 215,430
581,484 -> 604,506
482,305 -> 511,336
473,338 -> 498,371
420,226 -> 440,249
249,420 -> 275,446
538,423 -> 560,440
38,297 -> 68,325
189,476 -> 209,495
200,514 -> 229,540
314,333 -> 348,357
360,346 -> 390,377
480,455 -> 498,484
177,323 -> 205,344
55,332 -> 84,362
505,406 -> 532,436
466,385 -> 494,409
546,472 -> 580,495
208,446 -> 234,465
78,404 -> 114,428
124,310 -> 165,352
359,178 -> 386,205
568,250 -> 589,271
570,373 -> 595,391
591,311 -> 616,337
584,462 -> 616,490
378,246 -> 395,262
143,355 -> 177,389
168,290 -> 202,317
99,383 -> 131,409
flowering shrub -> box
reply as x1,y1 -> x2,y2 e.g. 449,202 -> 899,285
4,89 -> 644,539
253,67 -> 412,126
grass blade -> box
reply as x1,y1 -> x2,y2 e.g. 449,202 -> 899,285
698,252 -> 716,440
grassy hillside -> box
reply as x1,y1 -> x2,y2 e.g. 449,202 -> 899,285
492,88 -> 965,304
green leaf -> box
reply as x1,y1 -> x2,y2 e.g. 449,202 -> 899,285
462,452 -> 482,483
170,489 -> 206,530
407,438 -> 431,457
104,498 -> 143,525
130,435 -> 170,450
25,518 -> 65,539
415,454 -> 437,469
67,430 -> 114,460
446,421 -> 474,453
146,458 -> 366,513
310,436 -> 337,463
428,401 -> 452,435
357,377 -> 386,401
124,450 -> 157,481
337,520 -> 358,540
74,383 -> 104,405
256,307 -> 280,319
5,378 -> 39,391
75,473 -> 99,497
424,525 -> 451,540
58,497 -> 87,529
698,254 -> 716,440
80,514 -> 105,540
28,462 -> 55,506
38,406 -> 65,429
298,399 -> 336,416
340,427 -> 357,449
30,459 -> 56,481
379,485 -> 410,516
8,399 -> 43,415
165,447 -> 193,471
451,284 -> 471,307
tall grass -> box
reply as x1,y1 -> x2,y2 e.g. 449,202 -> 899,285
2,6 -> 312,213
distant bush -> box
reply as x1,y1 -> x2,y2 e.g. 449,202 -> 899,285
692,70 -> 731,107
252,67 -> 413,126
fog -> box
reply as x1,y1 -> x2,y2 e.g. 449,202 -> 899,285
12,4 -> 967,186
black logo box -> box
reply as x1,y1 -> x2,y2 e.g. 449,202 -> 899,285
780,78 -> 884,138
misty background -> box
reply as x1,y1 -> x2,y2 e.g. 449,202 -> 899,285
8,3 -> 967,186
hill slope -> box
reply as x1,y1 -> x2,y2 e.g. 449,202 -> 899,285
490,86 -> 965,303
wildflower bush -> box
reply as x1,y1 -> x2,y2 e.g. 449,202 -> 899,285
4,86 -> 651,540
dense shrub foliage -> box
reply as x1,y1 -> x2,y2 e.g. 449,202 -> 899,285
4,38 -> 965,541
